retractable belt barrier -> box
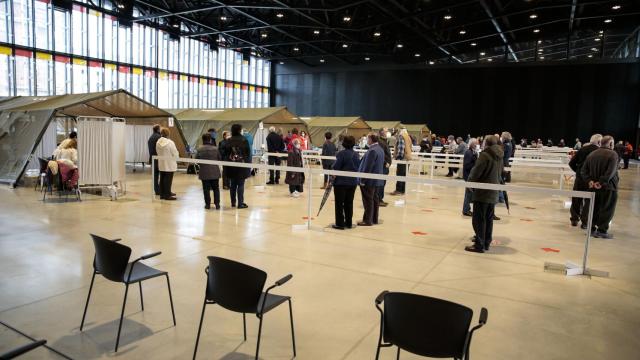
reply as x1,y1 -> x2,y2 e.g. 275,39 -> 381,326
153,155 -> 603,277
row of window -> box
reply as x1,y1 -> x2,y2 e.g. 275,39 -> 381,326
0,0 -> 271,108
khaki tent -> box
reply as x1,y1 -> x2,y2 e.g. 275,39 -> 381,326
0,90 -> 185,185
306,116 -> 371,146
401,123 -> 431,139
367,121 -> 402,132
167,108 -> 230,150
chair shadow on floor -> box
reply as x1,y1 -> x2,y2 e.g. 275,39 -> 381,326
52,317 -> 161,359
486,236 -> 518,255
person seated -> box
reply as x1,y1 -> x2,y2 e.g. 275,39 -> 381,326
54,138 -> 78,165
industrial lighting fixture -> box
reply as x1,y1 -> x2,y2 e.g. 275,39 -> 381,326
539,56 -> 545,60
533,28 -> 540,33
172,22 -> 180,28
279,61 -> 284,65
313,30 -> 320,35
487,58 -> 493,62
538,49 -> 543,53
594,37 -> 601,42
444,14 -> 452,20
116,3 -> 125,9
220,16 -> 227,21
470,42 -> 477,47
479,52 -> 486,56
364,57 -> 370,61
428,61 -> 435,65
293,47 -> 299,51
588,54 -> 593,58
342,44 -> 348,48
529,14 -> 538,19
276,13 -> 284,18
537,40 -> 542,44
396,43 -> 404,48
373,31 -> 381,37
320,59 -> 325,63
459,29 -> 466,35
591,47 -> 598,52
343,15 -> 351,22
604,19 -> 612,23
414,53 -> 421,57
598,30 -> 604,34
261,33 -> 268,38
612,5 -> 621,10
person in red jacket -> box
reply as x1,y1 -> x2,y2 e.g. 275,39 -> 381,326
622,141 -> 633,169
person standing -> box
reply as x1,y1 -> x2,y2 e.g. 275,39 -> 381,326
218,131 -> 231,190
462,138 -> 478,216
581,136 -> 619,239
501,132 -> 513,183
574,138 -> 582,150
332,136 -> 360,230
321,132 -> 337,189
285,138 -> 305,197
287,128 -> 300,151
223,124 -> 251,209
358,133 -> 384,226
453,137 -> 468,179
377,129 -> 392,207
569,134 -> 602,227
266,126 -> 284,185
465,135 -> 503,253
390,128 -> 412,195
196,133 -> 221,210
622,141 -> 633,169
156,127 -> 179,201
207,128 -> 217,146
147,125 -> 161,195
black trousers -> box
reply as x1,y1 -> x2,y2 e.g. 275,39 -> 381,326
159,171 -> 174,199
377,167 -> 389,201
153,160 -> 160,195
472,201 -> 495,250
222,169 -> 230,188
361,185 -> 380,225
623,155 -> 630,169
334,185 -> 356,227
268,156 -> 281,182
395,163 -> 407,193
201,179 -> 220,207
570,177 -> 590,224
289,184 -> 303,193
229,178 -> 245,205
593,190 -> 617,232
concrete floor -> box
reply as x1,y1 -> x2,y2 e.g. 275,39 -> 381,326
0,165 -> 639,359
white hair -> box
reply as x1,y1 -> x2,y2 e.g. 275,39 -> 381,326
469,137 -> 478,147
269,126 -> 276,133
589,134 -> 603,145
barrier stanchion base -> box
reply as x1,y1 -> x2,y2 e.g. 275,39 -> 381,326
544,261 -> 609,278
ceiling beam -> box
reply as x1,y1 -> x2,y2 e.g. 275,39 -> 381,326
134,5 -> 224,21
479,0 -> 518,61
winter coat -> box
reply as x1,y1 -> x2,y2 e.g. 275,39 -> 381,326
285,147 -> 305,186
463,149 -> 478,181
147,132 -> 161,163
266,132 -> 285,153
56,148 -> 78,164
467,144 -> 504,204
569,143 -> 599,183
502,141 -> 512,168
222,135 -> 251,180
358,143 -> 385,187
333,149 -> 360,187
379,137 -> 392,167
196,144 -> 221,180
321,140 -> 337,169
156,137 -> 179,172
581,148 -> 619,191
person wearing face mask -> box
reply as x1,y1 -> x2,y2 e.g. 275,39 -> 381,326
218,131 -> 231,190
462,138 -> 479,216
357,133 -> 385,226
299,131 -> 309,150
285,138 -> 305,197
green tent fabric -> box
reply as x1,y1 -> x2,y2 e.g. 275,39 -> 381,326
306,116 -> 371,146
400,123 -> 431,139
367,121 -> 402,132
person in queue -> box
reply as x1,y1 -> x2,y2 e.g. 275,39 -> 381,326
465,135 -> 503,253
196,133 -> 221,210
218,131 -> 231,190
266,126 -> 285,185
321,132 -> 337,189
462,138 -> 479,217
581,135 -> 619,239
285,138 -> 304,198
574,138 -> 582,150
223,124 -> 251,209
147,125 -> 162,195
287,128 -> 300,151
501,132 -> 513,183
332,135 -> 360,230
377,129 -> 392,207
622,141 -> 633,169
569,134 -> 602,228
207,128 -> 217,146
358,133 -> 384,226
390,128 -> 412,195
156,127 -> 179,201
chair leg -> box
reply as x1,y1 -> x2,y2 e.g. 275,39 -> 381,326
255,315 -> 264,360
139,282 -> 144,311
193,300 -> 207,360
115,284 -> 130,352
243,313 -> 247,341
80,272 -> 96,331
288,299 -> 297,357
165,274 -> 176,326
396,346 -> 400,360
375,343 -> 382,360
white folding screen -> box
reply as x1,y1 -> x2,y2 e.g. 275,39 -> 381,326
125,124 -> 152,163
77,117 -> 126,185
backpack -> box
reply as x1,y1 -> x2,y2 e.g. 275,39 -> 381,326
229,146 -> 245,163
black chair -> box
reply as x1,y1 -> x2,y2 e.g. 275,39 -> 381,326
193,256 -> 296,360
0,340 -> 46,359
80,234 -> 176,352
374,291 -> 487,360
36,158 -> 49,192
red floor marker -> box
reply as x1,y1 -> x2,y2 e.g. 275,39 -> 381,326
411,231 -> 428,235
541,247 -> 560,253
302,216 -> 315,220
421,209 -> 433,212
520,218 -> 534,222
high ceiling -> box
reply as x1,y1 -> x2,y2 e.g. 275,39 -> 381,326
132,0 -> 640,66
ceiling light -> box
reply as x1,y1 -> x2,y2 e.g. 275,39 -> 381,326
320,59 -> 325,63
373,31 -> 381,37
588,54 -> 593,58
479,52 -> 486,56
220,16 -> 227,21
444,14 -> 452,20
604,19 -> 612,23
487,58 -> 493,62
342,44 -> 348,48
279,61 -> 284,65
538,49 -> 543,52
116,3 -> 125,9
414,53 -> 421,57
539,56 -> 545,60
343,16 -> 351,22
529,14 -> 538,19
599,30 -> 604,34
171,21 -> 180,28
313,30 -> 320,35
591,48 -> 598,52
459,29 -> 466,35
261,33 -> 268,38
537,40 -> 542,44
470,42 -> 477,47
276,13 -> 284,18
364,57 -> 370,61
612,5 -> 621,10
250,51 -> 256,56
428,61 -> 435,65
594,37 -> 601,42
293,47 -> 299,51
396,43 -> 403,48
533,28 -> 540,33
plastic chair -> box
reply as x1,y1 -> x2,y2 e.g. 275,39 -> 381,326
80,234 -> 176,352
35,158 -> 49,192
374,291 -> 488,360
193,256 -> 296,360
0,340 -> 46,359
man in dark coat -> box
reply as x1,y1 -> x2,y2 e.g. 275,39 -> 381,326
357,133 -> 385,226
581,135 -> 619,239
465,135 -> 503,253
377,129 -> 392,207
569,134 -> 602,227
462,138 -> 478,216
266,126 -> 285,185
196,133 -> 221,209
222,124 -> 251,209
147,124 -> 162,195
321,132 -> 337,189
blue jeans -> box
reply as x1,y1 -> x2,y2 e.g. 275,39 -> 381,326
229,178 -> 245,205
462,187 -> 473,213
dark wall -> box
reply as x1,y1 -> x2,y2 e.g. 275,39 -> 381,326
274,61 -> 640,144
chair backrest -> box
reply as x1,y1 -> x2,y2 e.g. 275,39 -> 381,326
38,158 -> 49,173
90,234 -> 131,283
383,292 -> 473,358
206,256 -> 267,314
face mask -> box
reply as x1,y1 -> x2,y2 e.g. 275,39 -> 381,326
386,132 -> 391,138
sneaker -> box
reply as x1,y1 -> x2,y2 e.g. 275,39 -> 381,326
463,211 -> 473,217
238,203 -> 248,209
464,245 -> 484,253
291,191 -> 301,198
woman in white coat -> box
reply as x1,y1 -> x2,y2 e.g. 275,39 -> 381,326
156,127 -> 179,200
